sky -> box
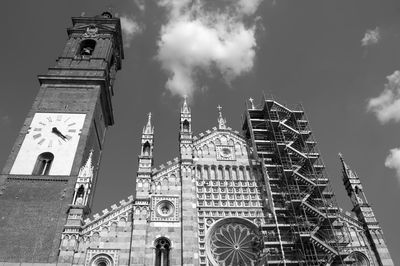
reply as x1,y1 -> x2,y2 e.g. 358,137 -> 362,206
0,0 -> 399,262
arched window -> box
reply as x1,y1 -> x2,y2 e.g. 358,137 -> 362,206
90,254 -> 114,266
143,142 -> 151,156
75,185 -> 85,205
33,152 -> 54,175
79,39 -> 96,56
155,237 -> 171,266
182,120 -> 190,132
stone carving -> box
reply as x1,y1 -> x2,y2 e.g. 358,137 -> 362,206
83,25 -> 99,38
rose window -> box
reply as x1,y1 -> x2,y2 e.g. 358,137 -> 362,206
206,218 -> 262,266
156,200 -> 174,217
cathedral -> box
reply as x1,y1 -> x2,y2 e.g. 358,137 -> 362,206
0,12 -> 394,266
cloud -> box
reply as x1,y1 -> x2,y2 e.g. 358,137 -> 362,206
236,0 -> 264,15
367,70 -> 400,124
120,16 -> 143,47
134,0 -> 146,12
361,27 -> 380,47
385,148 -> 400,182
156,0 -> 263,98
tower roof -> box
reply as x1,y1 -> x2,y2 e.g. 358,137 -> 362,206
181,95 -> 190,114
78,150 -> 94,179
217,105 -> 227,129
339,153 -> 357,180
143,112 -> 154,134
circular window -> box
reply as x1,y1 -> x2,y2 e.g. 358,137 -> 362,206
156,200 -> 175,217
90,254 -> 113,266
206,218 -> 263,266
349,252 -> 370,266
222,148 -> 231,155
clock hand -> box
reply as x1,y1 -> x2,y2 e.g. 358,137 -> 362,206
52,127 -> 67,141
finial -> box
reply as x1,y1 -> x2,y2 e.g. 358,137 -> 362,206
217,105 -> 227,129
78,149 -> 94,179
249,98 -> 255,109
182,95 -> 190,113
143,112 -> 153,134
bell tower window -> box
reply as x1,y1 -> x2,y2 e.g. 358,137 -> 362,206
33,152 -> 54,175
79,39 -> 96,56
155,237 -> 171,266
182,120 -> 189,132
143,141 -> 151,156
75,185 -> 85,205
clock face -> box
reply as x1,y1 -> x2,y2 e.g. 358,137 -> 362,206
10,112 -> 86,176
31,114 -> 81,148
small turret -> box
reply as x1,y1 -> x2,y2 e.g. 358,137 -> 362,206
136,113 -> 155,198
339,153 -> 394,266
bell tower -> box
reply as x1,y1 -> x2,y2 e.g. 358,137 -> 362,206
136,112 -> 155,199
340,154 -> 394,266
0,12 -> 124,263
179,97 -> 199,265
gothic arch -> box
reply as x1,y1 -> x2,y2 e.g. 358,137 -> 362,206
182,120 -> 190,132
209,141 -> 215,152
203,144 -> 209,155
220,135 -> 227,145
143,141 -> 151,156
154,237 -> 171,266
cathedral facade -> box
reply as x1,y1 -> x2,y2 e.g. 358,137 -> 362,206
0,13 -> 394,266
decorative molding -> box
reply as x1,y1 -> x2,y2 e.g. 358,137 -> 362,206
150,196 -> 179,222
85,248 -> 119,266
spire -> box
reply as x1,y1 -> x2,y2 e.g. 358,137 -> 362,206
339,152 -> 357,180
217,105 -> 227,129
181,95 -> 190,114
143,112 -> 153,134
339,152 -> 369,206
78,150 -> 94,179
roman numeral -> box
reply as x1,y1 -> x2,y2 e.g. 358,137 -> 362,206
68,129 -> 76,133
56,115 -> 62,121
68,122 -> 76,127
38,138 -> 45,145
33,133 -> 42,139
46,117 -> 52,122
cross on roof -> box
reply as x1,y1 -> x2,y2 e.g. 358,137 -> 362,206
249,97 -> 255,109
217,105 -> 222,112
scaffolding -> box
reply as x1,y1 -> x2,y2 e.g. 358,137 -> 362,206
242,96 -> 350,265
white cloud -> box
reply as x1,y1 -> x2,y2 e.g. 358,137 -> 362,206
120,16 -> 143,47
361,27 -> 380,47
134,0 -> 146,12
367,70 -> 400,124
385,148 -> 400,182
156,0 -> 263,98
236,0 -> 264,15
